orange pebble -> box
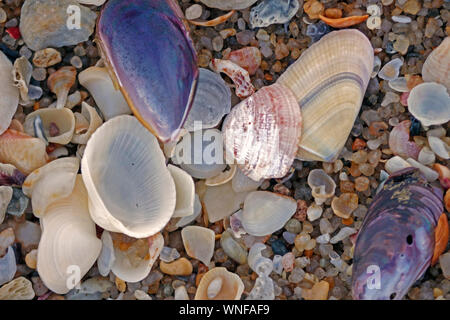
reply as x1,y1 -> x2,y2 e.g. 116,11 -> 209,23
196,273 -> 205,287
304,249 -> 314,258
324,8 -> 343,19
33,101 -> 40,111
319,14 -> 369,28
352,138 -> 366,151
342,217 -> 354,226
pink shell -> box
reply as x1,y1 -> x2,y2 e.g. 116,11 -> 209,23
226,47 -> 262,75
222,83 -> 302,181
210,58 -> 255,99
388,120 -> 421,160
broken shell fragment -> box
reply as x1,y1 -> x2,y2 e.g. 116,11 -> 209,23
37,176 -> 102,294
168,165 -> 195,218
0,129 -> 49,175
231,167 -> 262,193
175,194 -> 202,228
250,0 -> 300,28
0,51 -> 19,136
422,37 -> 449,90
47,66 -> 77,109
389,120 -> 421,160
195,267 -> 244,300
378,58 -> 403,81
428,136 -> 450,160
210,59 -> 255,99
227,47 -> 262,76
81,115 -> 176,238
22,157 -> 79,218
78,67 -> 131,120
200,0 -> 258,10
318,14 -> 369,28
241,191 -> 297,236
182,226 -> 215,265
407,82 -> 450,127
205,165 -> 237,187
0,276 -> 35,300
12,56 -> 33,103
433,163 -> 450,189
277,29 -> 374,162
24,107 -> 76,145
97,0 -> 198,142
222,84 -> 302,181
71,102 -> 103,144
307,169 -> 336,205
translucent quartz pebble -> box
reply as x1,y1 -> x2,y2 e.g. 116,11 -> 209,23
160,247 -> 180,263
184,69 -> 231,132
307,203 -> 323,222
330,227 -> 356,244
316,233 -> 330,244
282,231 -> 296,244
376,170 -> 390,194
392,15 -> 412,23
246,275 -> 275,300
78,277 -> 112,294
0,247 -> 16,286
232,167 -> 262,193
248,243 -> 273,277
250,0 -> 300,28
175,286 -> 189,300
97,231 -> 115,277
406,158 -> 439,182
272,255 -> 283,275
381,91 -> 400,106
329,251 -> 349,272
418,147 -> 435,166
388,77 -> 409,92
19,0 -> 97,51
306,21 -> 330,43
378,58 -> 403,81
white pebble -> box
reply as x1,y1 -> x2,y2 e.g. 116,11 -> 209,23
392,15 -> 412,23
367,16 -> 381,30
406,158 -> 439,182
428,136 -> 450,159
185,4 -> 202,20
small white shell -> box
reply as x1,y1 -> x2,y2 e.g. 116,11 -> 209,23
168,164 -> 195,218
195,267 -> 244,300
78,66 -> 131,120
428,136 -> 450,159
175,194 -> 202,228
97,230 -> 115,277
71,102 -> 103,144
422,37 -> 449,90
406,158 -> 439,182
307,169 -> 336,205
241,191 -> 297,236
181,226 -> 215,265
0,51 -> 19,135
378,58 -> 403,81
205,164 -> 236,187
384,156 -> 412,174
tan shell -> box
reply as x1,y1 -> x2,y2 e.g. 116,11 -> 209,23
24,107 -> 76,145
37,176 -> 102,294
307,169 -> 336,205
277,29 -> 374,162
181,226 -> 215,265
0,277 -> 35,300
12,56 -> 33,103
47,66 -> 77,109
168,164 -> 195,218
195,267 -> 244,300
71,102 -> 103,144
422,37 -> 450,91
0,51 -> 19,135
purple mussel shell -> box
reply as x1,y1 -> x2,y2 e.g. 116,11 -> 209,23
352,168 -> 443,300
97,0 -> 198,142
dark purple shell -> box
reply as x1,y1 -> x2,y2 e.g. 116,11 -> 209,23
97,0 -> 198,142
352,168 -> 443,300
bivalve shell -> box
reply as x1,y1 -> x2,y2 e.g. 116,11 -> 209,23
168,164 -> 195,218
195,267 -> 244,300
182,226 -> 215,266
422,37 -> 450,90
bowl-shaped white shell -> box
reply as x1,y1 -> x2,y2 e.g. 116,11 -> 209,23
81,115 -> 176,238
277,29 -> 374,162
37,176 -> 102,294
71,102 -> 103,144
175,194 -> 202,228
0,51 -> 19,136
241,191 -> 297,236
78,66 -> 131,120
181,226 -> 215,265
168,164 -> 195,218
422,37 -> 449,90
23,157 -> 80,218
307,169 -> 336,205
195,267 -> 244,300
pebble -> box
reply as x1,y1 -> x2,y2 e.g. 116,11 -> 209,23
0,8 -> 6,24
185,4 -> 202,20
282,252 -> 295,272
302,280 -> 329,300
303,0 -> 324,20
392,15 -> 412,23
0,228 -> 15,257
331,193 -> 358,219
70,56 -> 83,69
250,0 -> 300,28
307,203 -> 323,222
271,239 -> 288,256
440,253 -> 450,279
404,0 -> 422,15
25,249 -> 38,269
160,258 -> 193,276
32,48 -> 62,68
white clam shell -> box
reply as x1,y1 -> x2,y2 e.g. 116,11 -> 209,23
200,0 -> 258,10
175,194 -> 202,228
0,51 -> 19,135
422,37 -> 450,91
277,29 -> 374,162
168,164 -> 195,218
23,157 -> 80,218
407,82 -> 450,126
428,136 -> 450,159
78,66 -> 131,120
0,186 -> 13,224
71,102 -> 103,144
81,115 -> 176,238
181,226 -> 215,265
24,107 -> 76,145
195,267 -> 244,300
97,230 -> 115,277
37,176 -> 102,294
241,191 -> 297,236
111,232 -> 164,283
307,169 -> 336,205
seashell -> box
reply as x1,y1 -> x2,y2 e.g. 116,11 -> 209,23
175,286 -> 189,300
306,21 -> 331,43
307,169 -> 336,205
371,56 -> 381,78
0,228 -> 14,260
81,115 -> 176,238
19,0 -> 97,51
0,163 -> 26,187
388,120 -> 421,160
227,47 -> 262,76
24,108 -> 75,145
388,77 -> 409,92
203,181 -> 248,223
184,68 -> 231,132
205,164 -> 236,187
0,129 -> 49,175
428,136 -> 450,160
422,37 -> 449,90
250,0 -> 300,28
378,58 -> 403,81
0,51 -> 19,136
71,102 -> 103,144
160,257 -> 193,276
172,129 -> 227,179
241,191 -> 297,236
331,193 -> 358,219
418,147 -> 436,166
366,4 -> 381,16
37,176 -> 102,294
97,231 -> 115,277
97,0 -> 198,143
181,226 -> 215,265
0,276 -> 34,300
32,48 -> 62,68
32,115 -> 48,145
22,157 -> 79,218
111,232 -> 163,283
407,82 -> 450,127
277,29 -> 374,162
0,247 -> 16,286
78,67 -> 131,120
77,0 -> 106,5
6,188 -> 29,217
318,14 -> 369,28
248,243 -> 273,276
199,0 -> 258,10
222,84 -> 302,181
433,163 -> 450,189
47,66 -> 77,109
406,158 -> 439,182
12,56 -> 33,103
220,229 -> 248,264
232,167 -> 262,193
49,147 -> 69,159
195,267 -> 244,300
189,10 -> 235,27
0,186 -> 13,224
210,59 -> 255,99
175,194 -> 202,228
168,165 -> 195,218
